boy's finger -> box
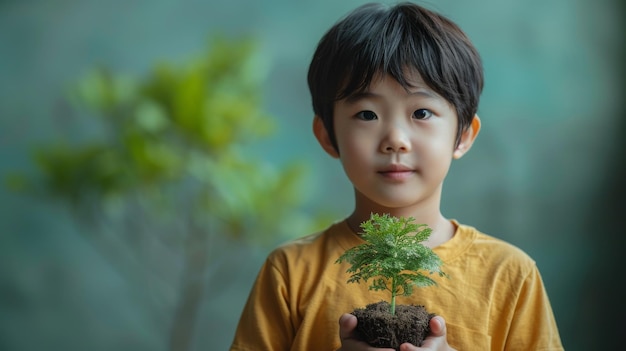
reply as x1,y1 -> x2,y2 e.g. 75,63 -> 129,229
338,313 -> 358,340
429,316 -> 447,337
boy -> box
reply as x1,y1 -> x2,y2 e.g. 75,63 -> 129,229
231,2 -> 563,350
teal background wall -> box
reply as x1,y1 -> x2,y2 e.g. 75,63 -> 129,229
1,0 -> 624,350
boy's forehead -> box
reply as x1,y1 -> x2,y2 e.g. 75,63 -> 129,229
351,68 -> 432,94
396,67 -> 429,85
337,69 -> 453,111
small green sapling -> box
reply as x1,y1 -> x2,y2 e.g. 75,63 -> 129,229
336,213 -> 446,315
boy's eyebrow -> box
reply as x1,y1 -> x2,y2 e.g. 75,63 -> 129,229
344,89 -> 439,103
344,91 -> 377,103
409,89 -> 439,99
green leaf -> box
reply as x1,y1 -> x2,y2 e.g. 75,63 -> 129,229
335,213 -> 447,309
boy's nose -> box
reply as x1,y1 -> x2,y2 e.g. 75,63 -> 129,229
380,126 -> 411,153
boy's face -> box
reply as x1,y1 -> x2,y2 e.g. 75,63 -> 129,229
315,72 -> 477,211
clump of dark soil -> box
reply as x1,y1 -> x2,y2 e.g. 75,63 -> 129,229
352,301 -> 434,350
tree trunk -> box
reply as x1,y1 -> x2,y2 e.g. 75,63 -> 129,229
169,224 -> 209,351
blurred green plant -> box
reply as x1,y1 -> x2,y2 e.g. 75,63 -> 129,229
7,36 -> 331,351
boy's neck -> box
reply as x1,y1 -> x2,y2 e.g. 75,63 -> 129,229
347,191 -> 455,248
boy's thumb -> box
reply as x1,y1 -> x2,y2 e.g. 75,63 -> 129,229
429,316 -> 447,337
338,314 -> 358,340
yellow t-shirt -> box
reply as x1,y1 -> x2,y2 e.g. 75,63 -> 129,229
230,220 -> 563,350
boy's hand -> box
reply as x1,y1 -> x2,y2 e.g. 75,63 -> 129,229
399,316 -> 457,351
337,314 -> 456,351
336,314 -> 394,351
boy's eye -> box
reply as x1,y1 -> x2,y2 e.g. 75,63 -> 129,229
412,109 -> 433,120
356,111 -> 378,121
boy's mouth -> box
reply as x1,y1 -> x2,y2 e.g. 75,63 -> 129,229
378,164 -> 415,180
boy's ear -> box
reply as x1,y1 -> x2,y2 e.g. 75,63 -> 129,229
313,116 -> 339,158
453,115 -> 481,159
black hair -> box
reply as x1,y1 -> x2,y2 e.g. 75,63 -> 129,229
307,2 -> 483,150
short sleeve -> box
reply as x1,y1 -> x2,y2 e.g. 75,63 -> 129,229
505,265 -> 564,350
230,256 -> 294,351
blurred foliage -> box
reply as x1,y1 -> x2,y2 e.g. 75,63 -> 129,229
7,36 -> 331,351
10,36 -> 321,242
